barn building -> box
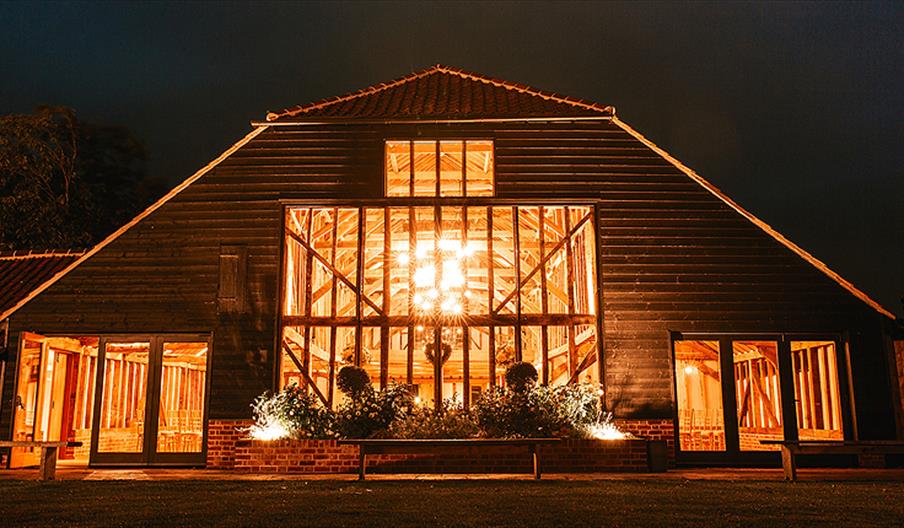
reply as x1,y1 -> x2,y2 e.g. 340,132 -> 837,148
1,65 -> 900,469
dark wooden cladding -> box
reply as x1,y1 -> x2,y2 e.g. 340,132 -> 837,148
2,119 -> 896,440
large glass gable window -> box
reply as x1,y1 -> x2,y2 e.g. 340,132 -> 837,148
281,205 -> 599,408
386,140 -> 494,197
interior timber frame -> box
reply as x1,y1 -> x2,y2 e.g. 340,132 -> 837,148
278,199 -> 603,409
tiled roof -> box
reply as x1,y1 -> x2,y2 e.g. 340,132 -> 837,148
0,252 -> 83,316
267,65 -> 615,121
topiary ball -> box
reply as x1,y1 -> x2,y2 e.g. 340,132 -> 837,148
337,365 -> 372,399
505,362 -> 538,391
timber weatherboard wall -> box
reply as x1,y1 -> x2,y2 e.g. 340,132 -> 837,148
1,119 -> 896,439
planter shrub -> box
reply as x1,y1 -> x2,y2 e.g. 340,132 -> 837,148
249,385 -> 336,439
389,400 -> 478,439
335,382 -> 412,438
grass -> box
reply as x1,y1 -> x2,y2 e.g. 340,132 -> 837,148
1,478 -> 903,527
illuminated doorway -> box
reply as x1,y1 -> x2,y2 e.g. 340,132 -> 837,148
10,333 -> 210,467
10,334 -> 98,468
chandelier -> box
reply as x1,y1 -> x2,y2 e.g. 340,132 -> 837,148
398,238 -> 475,317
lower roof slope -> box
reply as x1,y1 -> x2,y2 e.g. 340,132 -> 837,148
0,252 -> 83,316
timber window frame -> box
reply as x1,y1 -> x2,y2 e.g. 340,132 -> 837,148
669,332 -> 856,463
384,139 -> 495,198
277,200 -> 602,409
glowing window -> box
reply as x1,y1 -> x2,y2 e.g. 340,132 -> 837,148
385,140 -> 494,197
281,204 -> 598,408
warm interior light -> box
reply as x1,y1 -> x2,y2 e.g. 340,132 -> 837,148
438,239 -> 459,251
404,237 -> 472,316
413,266 -> 435,287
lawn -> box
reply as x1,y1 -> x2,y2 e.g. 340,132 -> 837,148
1,478 -> 903,527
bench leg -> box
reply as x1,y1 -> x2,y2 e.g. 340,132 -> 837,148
532,445 -> 541,480
780,446 -> 797,482
358,448 -> 366,481
40,446 -> 58,481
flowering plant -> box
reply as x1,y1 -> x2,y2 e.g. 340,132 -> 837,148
389,398 -> 478,439
335,383 -> 413,438
473,382 -> 604,438
249,384 -> 336,440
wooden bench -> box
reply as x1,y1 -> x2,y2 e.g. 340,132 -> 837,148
761,440 -> 904,481
0,441 -> 83,481
338,438 -> 561,480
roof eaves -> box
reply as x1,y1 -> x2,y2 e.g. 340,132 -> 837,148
0,250 -> 84,261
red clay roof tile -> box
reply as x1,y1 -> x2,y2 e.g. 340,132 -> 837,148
266,64 -> 614,121
0,252 -> 82,315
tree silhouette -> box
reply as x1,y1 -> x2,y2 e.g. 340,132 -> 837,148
0,106 -> 164,250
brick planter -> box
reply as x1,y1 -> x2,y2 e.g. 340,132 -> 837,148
232,437 -> 652,474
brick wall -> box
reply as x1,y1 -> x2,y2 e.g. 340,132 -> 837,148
616,418 -> 675,462
207,419 -> 252,469
738,430 -> 783,452
232,438 -> 651,474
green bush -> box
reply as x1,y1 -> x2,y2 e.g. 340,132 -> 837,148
389,399 -> 478,439
250,380 -> 608,441
548,383 -> 602,436
473,383 -> 603,438
335,383 -> 413,438
249,384 -> 336,440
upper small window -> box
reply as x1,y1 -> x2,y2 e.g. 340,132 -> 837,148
385,140 -> 493,197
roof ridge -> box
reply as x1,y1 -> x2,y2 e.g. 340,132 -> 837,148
266,64 -> 614,121
0,250 -> 85,260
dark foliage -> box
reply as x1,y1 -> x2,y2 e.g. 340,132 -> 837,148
250,384 -> 336,439
336,365 -> 372,400
504,362 -> 539,391
335,383 -> 413,439
0,106 -> 164,250
473,383 -> 602,438
389,399 -> 478,439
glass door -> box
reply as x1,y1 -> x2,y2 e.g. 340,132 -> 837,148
153,340 -> 209,463
789,341 -> 844,441
90,336 -> 210,465
91,338 -> 153,464
732,340 -> 784,451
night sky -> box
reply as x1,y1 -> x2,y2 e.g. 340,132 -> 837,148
1,1 -> 901,316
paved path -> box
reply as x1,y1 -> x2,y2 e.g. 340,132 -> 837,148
2,467 -> 904,482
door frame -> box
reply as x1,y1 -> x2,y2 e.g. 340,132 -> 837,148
89,334 -> 212,467
150,334 -> 212,467
7,332 -> 49,468
670,331 -> 854,466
